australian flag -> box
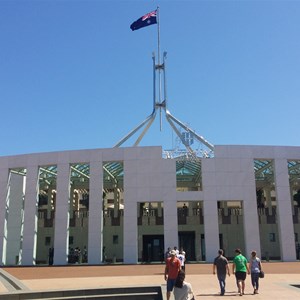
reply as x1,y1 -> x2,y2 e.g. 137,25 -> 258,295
130,10 -> 157,31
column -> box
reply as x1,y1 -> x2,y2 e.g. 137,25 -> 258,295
275,158 -> 296,261
113,188 -> 119,218
69,186 -> 74,218
157,202 -> 162,217
0,168 -> 9,265
22,166 -> 39,265
223,201 -> 229,216
265,187 -> 272,214
6,173 -> 24,265
202,158 -> 219,262
88,161 -> 103,264
47,189 -> 52,219
290,185 -> 295,215
163,190 -> 179,254
203,199 -> 219,262
243,187 -> 261,258
123,158 -> 138,264
53,163 -> 70,265
123,199 -> 138,263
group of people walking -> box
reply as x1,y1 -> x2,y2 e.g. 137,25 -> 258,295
164,247 -> 263,299
214,248 -> 263,296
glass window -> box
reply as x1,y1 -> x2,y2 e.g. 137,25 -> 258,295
69,236 -> 74,245
113,235 -> 118,244
45,237 -> 51,246
269,233 -> 276,242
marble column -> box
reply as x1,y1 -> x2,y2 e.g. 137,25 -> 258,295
22,166 -> 39,265
0,168 -> 9,265
88,161 -> 103,264
53,163 -> 70,265
275,158 -> 296,261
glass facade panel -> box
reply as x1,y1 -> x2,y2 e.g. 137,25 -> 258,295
4,168 -> 27,265
218,200 -> 245,259
68,163 -> 90,264
254,159 -> 281,260
176,159 -> 202,191
287,160 -> 300,259
137,202 -> 164,263
36,165 -> 57,265
177,201 -> 204,261
102,161 -> 124,263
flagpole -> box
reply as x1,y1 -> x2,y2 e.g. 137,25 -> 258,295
156,6 -> 163,130
157,6 -> 162,105
157,6 -> 161,67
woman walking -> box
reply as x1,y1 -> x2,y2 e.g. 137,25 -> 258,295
249,251 -> 262,294
174,270 -> 195,300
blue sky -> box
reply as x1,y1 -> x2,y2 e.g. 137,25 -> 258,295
1,0 -> 300,156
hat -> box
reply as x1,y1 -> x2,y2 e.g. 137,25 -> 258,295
170,250 -> 176,256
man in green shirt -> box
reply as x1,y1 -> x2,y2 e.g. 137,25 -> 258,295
232,248 -> 250,296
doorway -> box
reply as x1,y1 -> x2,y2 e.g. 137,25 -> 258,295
142,235 -> 164,262
179,231 -> 196,261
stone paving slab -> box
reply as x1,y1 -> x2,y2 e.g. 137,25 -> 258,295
0,262 -> 299,299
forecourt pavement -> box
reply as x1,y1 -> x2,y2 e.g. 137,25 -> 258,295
0,262 -> 300,299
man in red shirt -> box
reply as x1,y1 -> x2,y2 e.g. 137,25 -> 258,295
164,249 -> 181,300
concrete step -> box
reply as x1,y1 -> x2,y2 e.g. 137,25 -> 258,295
0,286 -> 163,300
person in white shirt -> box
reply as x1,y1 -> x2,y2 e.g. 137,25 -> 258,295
177,250 -> 186,272
174,270 -> 194,300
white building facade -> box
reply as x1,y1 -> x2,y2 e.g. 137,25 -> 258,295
0,144 -> 299,266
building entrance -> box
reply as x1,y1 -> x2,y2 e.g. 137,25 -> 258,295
179,231 -> 196,261
142,235 -> 164,262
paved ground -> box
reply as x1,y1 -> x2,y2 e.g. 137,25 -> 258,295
0,262 -> 300,299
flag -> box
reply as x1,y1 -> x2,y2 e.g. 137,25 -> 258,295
130,10 -> 157,31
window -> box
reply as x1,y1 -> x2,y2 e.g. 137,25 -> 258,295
69,236 -> 74,245
113,235 -> 118,244
45,237 -> 51,246
269,233 -> 276,242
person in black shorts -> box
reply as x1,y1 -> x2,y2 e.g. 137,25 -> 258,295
232,248 -> 250,296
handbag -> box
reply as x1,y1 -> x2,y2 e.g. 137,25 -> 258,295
259,270 -> 264,278
258,260 -> 264,278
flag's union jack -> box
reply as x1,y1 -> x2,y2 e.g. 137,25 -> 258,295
130,9 -> 157,31
142,10 -> 157,22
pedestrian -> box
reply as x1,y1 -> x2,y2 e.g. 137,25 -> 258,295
174,269 -> 195,300
177,249 -> 186,272
213,249 -> 230,296
180,247 -> 186,256
164,249 -> 181,300
165,247 -> 171,261
48,247 -> 54,265
174,246 -> 179,256
249,250 -> 262,294
232,248 -> 250,296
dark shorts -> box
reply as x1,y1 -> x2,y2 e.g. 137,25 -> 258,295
167,279 -> 176,292
235,271 -> 247,281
